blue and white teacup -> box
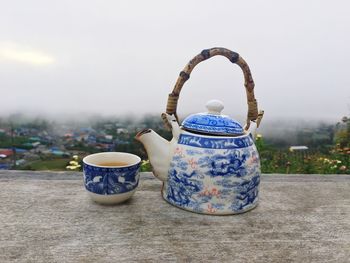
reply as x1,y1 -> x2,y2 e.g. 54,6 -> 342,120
83,152 -> 141,204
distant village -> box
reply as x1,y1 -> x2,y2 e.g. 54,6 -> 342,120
0,114 -> 344,172
0,116 -> 169,170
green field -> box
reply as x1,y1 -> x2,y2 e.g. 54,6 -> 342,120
23,158 -> 72,171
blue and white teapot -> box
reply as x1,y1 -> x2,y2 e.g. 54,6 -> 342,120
136,47 -> 264,215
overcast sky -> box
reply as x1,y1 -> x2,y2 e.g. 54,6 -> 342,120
0,0 -> 349,123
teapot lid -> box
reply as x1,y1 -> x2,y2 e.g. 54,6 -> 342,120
182,100 -> 244,136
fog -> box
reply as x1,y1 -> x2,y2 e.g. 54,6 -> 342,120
0,0 -> 349,123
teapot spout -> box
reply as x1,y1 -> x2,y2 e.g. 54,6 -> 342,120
135,129 -> 172,182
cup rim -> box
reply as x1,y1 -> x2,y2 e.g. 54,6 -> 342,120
83,152 -> 141,168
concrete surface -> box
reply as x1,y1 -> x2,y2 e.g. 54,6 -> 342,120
0,171 -> 349,263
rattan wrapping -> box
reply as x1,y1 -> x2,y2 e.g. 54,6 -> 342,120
162,47 -> 263,130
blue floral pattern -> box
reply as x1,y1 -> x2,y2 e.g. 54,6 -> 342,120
83,163 -> 141,195
199,150 -> 249,177
182,113 -> 244,135
163,133 -> 260,214
166,170 -> 203,206
230,175 -> 260,211
178,134 -> 253,149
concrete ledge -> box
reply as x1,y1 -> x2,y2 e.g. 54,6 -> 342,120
1,170 -> 348,182
0,171 -> 349,262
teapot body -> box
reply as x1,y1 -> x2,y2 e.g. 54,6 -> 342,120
162,131 -> 261,215
136,47 -> 264,215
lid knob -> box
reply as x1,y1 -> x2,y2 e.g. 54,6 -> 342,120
206,100 -> 224,115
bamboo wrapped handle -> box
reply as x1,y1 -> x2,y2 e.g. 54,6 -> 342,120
161,47 -> 263,130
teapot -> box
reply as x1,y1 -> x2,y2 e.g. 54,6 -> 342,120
136,47 -> 264,215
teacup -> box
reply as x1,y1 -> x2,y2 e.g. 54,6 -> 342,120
83,152 -> 141,204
